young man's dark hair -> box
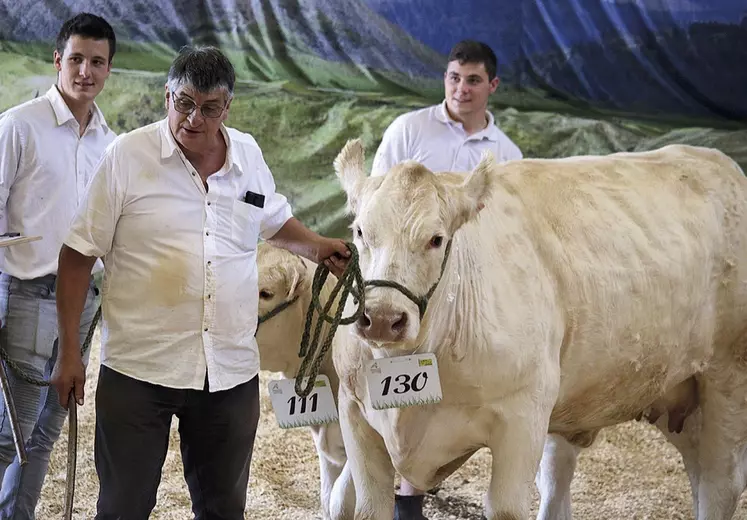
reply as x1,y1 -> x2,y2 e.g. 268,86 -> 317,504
55,12 -> 117,62
447,39 -> 498,81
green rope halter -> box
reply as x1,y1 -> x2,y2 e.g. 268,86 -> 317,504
293,240 -> 453,397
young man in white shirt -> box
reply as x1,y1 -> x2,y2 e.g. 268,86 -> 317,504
372,40 -> 524,520
372,39 -> 522,179
51,46 -> 350,519
0,13 -> 116,517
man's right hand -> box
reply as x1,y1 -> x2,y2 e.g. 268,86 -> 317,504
50,351 -> 86,409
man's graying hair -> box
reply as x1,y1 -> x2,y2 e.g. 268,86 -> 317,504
167,46 -> 235,98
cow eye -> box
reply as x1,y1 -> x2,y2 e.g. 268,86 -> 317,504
429,235 -> 443,248
259,289 -> 274,300
356,227 -> 363,238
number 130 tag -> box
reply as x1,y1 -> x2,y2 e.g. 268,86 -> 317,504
268,375 -> 339,429
365,353 -> 443,410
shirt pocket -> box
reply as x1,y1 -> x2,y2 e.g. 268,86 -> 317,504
231,200 -> 262,250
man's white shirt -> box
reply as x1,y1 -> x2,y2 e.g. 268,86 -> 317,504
0,85 -> 115,278
371,100 -> 522,176
65,118 -> 293,392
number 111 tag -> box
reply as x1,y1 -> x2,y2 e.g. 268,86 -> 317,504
268,375 -> 339,429
365,353 -> 443,410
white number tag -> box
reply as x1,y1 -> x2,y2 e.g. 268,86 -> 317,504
268,375 -> 339,429
365,353 -> 443,410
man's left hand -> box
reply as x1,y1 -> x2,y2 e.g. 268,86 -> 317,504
316,238 -> 351,277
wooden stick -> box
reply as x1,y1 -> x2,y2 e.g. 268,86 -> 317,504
63,395 -> 77,520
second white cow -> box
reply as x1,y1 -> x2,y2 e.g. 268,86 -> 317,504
254,243 -> 354,520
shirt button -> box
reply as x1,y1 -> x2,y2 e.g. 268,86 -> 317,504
207,201 -> 211,206
204,328 -> 208,332
207,294 -> 212,299
192,172 -> 196,177
207,261 -> 212,266
205,231 -> 209,236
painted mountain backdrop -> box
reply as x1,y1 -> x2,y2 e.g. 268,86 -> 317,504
1,0 -> 745,122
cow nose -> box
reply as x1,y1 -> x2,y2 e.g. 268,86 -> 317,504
357,312 -> 372,329
356,309 -> 409,342
391,312 -> 408,333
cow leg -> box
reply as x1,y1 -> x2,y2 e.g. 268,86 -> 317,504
485,400 -> 551,520
337,389 -> 396,520
534,434 -> 580,520
693,375 -> 747,520
311,424 -> 347,519
318,454 -> 343,520
653,408 -> 702,516
330,462 -> 356,520
316,448 -> 346,520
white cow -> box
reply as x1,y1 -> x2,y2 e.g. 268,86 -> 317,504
254,243 -> 355,520
329,140 -> 747,520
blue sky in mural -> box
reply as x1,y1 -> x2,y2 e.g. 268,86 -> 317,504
364,0 -> 747,59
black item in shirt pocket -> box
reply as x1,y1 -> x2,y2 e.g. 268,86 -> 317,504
244,191 -> 265,208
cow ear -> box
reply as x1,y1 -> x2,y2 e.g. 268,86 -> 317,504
285,255 -> 308,300
448,151 -> 496,233
334,139 -> 367,215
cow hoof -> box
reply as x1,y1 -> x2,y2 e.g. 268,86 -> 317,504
394,494 -> 428,520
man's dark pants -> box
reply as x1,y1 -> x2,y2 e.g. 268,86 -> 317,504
93,365 -> 260,520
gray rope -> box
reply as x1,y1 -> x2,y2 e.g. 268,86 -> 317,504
294,239 -> 453,398
257,295 -> 300,327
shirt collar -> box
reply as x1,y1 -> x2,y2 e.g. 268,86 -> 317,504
435,99 -> 500,142
45,85 -> 110,134
158,118 -> 243,175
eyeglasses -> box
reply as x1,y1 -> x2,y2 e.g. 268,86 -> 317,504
170,90 -> 227,119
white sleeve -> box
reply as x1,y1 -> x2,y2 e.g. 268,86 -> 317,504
257,156 -> 293,240
506,140 -> 523,161
499,133 -> 524,162
0,113 -> 23,233
64,145 -> 124,258
371,114 -> 411,177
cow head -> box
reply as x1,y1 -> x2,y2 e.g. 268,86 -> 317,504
256,242 -> 310,373
334,139 -> 495,347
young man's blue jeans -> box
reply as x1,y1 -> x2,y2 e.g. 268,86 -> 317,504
0,273 -> 97,519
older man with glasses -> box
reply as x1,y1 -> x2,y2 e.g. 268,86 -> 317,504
51,45 -> 350,519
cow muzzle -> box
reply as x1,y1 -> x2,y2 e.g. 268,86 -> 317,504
291,239 -> 453,397
353,240 -> 454,345
355,297 -> 415,343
